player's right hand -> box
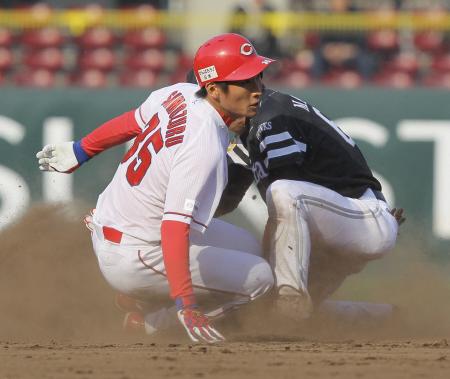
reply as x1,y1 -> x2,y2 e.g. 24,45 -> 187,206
177,308 -> 225,344
36,141 -> 87,173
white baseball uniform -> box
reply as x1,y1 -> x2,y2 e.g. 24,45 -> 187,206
89,83 -> 273,331
265,181 -> 398,304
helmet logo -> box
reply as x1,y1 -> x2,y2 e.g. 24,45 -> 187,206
240,43 -> 254,56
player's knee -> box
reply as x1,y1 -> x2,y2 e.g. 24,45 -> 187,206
377,226 -> 399,255
359,234 -> 397,260
385,229 -> 398,252
369,213 -> 399,256
245,258 -> 274,300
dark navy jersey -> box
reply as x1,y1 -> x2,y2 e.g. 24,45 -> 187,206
247,89 -> 381,200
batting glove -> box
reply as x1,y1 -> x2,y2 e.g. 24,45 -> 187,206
177,308 -> 225,344
36,140 -> 90,173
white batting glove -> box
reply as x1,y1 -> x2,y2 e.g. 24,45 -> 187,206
36,141 -> 89,173
177,308 -> 225,344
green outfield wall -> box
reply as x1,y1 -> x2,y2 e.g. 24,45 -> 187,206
0,87 -> 449,257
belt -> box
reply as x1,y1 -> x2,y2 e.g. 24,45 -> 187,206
372,189 -> 386,202
93,221 -> 152,246
101,226 -> 123,244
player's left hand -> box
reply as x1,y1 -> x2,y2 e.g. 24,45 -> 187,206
390,207 -> 406,226
36,141 -> 85,173
177,308 -> 225,344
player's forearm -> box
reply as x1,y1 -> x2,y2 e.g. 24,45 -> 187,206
160,220 -> 196,308
80,109 -> 141,157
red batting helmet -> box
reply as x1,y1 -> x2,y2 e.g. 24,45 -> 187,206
193,33 -> 276,87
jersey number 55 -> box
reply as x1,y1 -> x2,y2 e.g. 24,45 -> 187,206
121,113 -> 163,186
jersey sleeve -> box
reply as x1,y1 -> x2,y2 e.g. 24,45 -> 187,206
163,125 -> 227,233
226,136 -> 251,168
80,110 -> 141,156
258,116 -> 307,170
79,90 -> 159,157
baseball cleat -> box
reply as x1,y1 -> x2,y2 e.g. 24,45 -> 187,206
115,293 -> 144,313
276,286 -> 314,320
123,312 -> 145,333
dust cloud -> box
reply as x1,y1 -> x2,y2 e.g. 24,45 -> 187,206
1,205 -> 449,343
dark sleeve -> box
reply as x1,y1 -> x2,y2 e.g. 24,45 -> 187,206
214,163 -> 254,217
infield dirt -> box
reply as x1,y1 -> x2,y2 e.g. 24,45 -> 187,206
1,204 -> 450,378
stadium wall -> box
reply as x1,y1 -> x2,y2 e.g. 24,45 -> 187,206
0,87 -> 449,257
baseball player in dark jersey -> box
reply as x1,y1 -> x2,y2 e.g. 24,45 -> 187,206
190,65 -> 405,321
231,88 -> 405,321
206,83 -> 405,320
244,88 -> 401,318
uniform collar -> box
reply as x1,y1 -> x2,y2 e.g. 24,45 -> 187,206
216,108 -> 234,127
196,98 -> 232,129
200,97 -> 234,128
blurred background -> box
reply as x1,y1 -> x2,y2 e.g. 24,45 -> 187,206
0,0 -> 450,88
0,0 -> 450,258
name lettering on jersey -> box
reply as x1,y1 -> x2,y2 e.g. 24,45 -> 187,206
290,95 -> 309,112
256,121 -> 272,140
312,106 -> 355,147
162,91 -> 187,147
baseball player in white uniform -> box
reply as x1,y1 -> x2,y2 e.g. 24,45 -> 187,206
36,33 -> 276,343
